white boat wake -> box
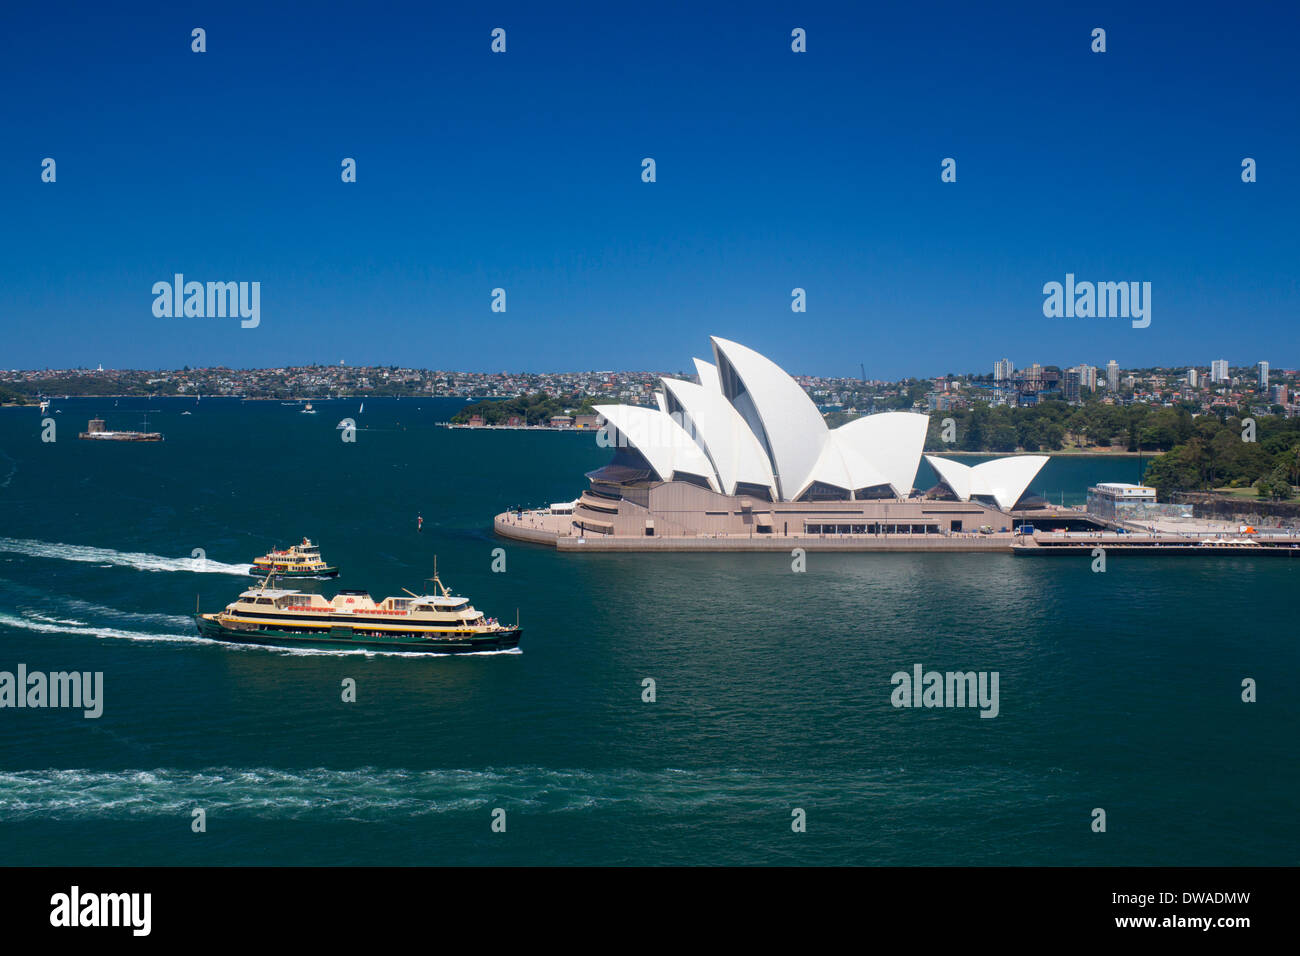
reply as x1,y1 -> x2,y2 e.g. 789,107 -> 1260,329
0,537 -> 249,575
0,766 -> 818,820
0,611 -> 208,646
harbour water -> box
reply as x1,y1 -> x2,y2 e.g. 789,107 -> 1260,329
0,399 -> 1295,865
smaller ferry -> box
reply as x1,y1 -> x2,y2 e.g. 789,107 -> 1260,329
196,565 -> 521,653
249,538 -> 339,578
301,402 -> 317,414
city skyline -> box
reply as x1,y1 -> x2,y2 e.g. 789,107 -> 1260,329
2,355 -> 1289,379
3,355 -> 1291,414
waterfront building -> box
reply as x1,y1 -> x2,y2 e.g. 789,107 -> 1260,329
1106,360 -> 1120,391
1086,482 -> 1186,523
1211,359 -> 1229,383
497,337 -> 1053,549
1259,361 -> 1270,390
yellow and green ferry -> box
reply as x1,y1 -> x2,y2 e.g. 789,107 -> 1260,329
196,569 -> 522,653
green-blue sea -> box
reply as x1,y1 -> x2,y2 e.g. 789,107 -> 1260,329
0,398 -> 1296,865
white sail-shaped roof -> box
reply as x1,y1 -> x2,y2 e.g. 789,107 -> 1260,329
830,412 -> 929,497
925,455 -> 973,501
661,376 -> 776,497
974,455 -> 1050,510
924,455 -> 1049,511
711,336 -> 828,499
793,431 -> 889,499
590,338 -> 968,505
594,404 -> 720,492
693,358 -> 722,393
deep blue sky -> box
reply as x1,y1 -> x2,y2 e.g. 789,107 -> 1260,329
2,1 -> 1296,378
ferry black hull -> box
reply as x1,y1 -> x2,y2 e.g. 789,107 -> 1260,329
194,615 -> 521,654
246,567 -> 340,579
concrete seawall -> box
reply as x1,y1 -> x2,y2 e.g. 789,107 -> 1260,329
492,518 -> 566,546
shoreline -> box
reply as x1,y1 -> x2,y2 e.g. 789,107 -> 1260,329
0,403 -> 1157,455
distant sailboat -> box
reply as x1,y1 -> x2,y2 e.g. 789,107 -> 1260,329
359,402 -> 364,414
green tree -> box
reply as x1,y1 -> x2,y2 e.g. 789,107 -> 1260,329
1255,466 -> 1294,500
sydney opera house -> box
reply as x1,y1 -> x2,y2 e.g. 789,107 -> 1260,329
495,337 -> 1052,550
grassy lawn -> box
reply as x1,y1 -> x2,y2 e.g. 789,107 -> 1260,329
1212,485 -> 1298,500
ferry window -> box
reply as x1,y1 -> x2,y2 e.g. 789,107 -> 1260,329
255,598 -> 273,605
806,524 -> 820,534
852,524 -> 866,534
